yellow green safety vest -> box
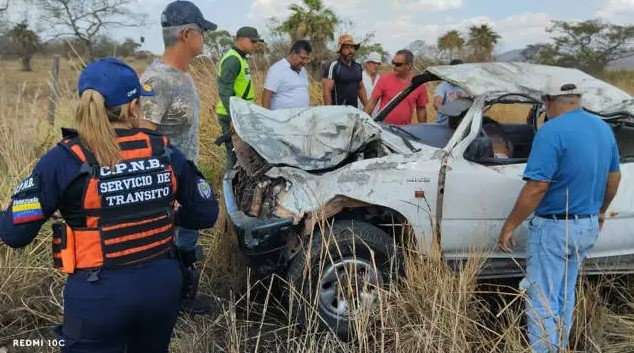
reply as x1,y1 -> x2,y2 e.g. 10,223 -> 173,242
216,48 -> 255,115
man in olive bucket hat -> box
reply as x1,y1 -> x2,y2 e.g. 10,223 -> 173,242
322,34 -> 368,107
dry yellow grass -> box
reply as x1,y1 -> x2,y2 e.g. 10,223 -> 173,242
0,55 -> 634,352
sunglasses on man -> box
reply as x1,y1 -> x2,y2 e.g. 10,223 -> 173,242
392,61 -> 406,67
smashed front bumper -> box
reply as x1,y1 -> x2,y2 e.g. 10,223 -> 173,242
222,172 -> 294,274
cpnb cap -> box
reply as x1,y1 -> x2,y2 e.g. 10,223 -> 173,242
78,58 -> 155,108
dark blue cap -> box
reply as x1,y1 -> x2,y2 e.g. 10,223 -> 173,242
161,1 -> 217,31
78,58 -> 155,108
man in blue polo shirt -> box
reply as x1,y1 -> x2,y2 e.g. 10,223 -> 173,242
497,81 -> 621,353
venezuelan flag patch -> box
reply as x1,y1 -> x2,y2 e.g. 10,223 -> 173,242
12,197 -> 44,224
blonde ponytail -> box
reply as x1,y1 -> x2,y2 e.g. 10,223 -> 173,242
75,90 -> 133,168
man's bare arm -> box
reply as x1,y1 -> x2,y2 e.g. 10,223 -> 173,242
497,180 -> 549,252
322,78 -> 334,105
262,89 -> 274,109
433,95 -> 444,110
501,181 -> 549,233
601,171 -> 621,212
137,120 -> 158,130
599,172 -> 621,229
364,97 -> 379,116
358,82 -> 368,107
416,107 -> 427,123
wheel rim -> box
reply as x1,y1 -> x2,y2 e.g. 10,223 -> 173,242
319,257 -> 384,321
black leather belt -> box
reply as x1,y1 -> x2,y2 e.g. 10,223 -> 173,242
536,214 -> 594,220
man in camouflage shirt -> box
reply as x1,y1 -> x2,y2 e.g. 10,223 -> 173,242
140,0 -> 216,313
141,1 -> 215,162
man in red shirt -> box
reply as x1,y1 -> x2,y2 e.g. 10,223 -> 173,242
364,49 -> 428,125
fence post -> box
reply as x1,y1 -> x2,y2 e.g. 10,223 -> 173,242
48,55 -> 60,126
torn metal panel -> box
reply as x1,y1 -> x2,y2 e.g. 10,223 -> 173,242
230,97 -> 382,170
263,153 -> 442,253
427,62 -> 634,117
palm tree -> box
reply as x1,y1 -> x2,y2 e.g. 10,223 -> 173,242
437,30 -> 465,62
467,24 -> 501,62
277,0 -> 339,73
8,20 -> 40,72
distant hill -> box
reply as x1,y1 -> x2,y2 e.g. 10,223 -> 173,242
496,48 -> 634,70
495,49 -> 525,62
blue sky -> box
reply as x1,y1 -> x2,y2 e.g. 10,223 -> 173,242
6,0 -> 634,56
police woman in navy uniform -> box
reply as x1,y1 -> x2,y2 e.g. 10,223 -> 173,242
0,58 -> 219,352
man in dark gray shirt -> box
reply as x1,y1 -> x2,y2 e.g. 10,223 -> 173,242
322,34 -> 367,107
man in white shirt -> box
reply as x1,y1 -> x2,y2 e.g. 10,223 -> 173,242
358,51 -> 382,115
262,40 -> 312,110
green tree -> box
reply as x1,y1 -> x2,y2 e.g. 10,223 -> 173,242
275,0 -> 339,73
7,20 -> 40,71
467,24 -> 500,62
354,32 -> 388,62
522,20 -> 634,75
437,30 -> 465,62
204,29 -> 232,59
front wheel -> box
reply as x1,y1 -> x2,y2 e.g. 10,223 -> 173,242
286,220 -> 400,339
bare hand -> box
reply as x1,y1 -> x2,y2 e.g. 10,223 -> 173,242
599,213 -> 606,231
497,230 -> 516,253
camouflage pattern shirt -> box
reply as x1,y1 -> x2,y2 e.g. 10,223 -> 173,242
140,59 -> 200,163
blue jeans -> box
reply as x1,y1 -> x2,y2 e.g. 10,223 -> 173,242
521,215 -> 599,353
176,227 -> 199,251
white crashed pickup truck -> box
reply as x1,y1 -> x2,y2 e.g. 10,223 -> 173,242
222,62 -> 634,337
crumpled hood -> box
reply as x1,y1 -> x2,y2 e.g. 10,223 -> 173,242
229,97 -> 382,170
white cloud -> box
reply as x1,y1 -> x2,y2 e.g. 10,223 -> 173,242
374,12 -> 552,55
394,0 -> 464,12
248,0 -> 366,22
493,13 -> 552,51
248,0 -> 293,20
597,0 -> 634,23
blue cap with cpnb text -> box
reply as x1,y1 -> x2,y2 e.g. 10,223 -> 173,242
78,58 -> 155,108
161,0 -> 217,31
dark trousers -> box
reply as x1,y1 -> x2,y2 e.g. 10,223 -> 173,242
56,258 -> 182,353
217,114 -> 236,171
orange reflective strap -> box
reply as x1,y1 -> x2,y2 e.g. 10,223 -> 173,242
104,223 -> 172,246
102,214 -> 167,232
86,216 -> 100,228
105,236 -> 174,259
83,178 -> 101,210
70,144 -> 88,163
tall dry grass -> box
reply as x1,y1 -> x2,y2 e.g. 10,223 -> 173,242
0,56 -> 634,352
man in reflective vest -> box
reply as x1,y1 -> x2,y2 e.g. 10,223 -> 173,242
216,26 -> 263,171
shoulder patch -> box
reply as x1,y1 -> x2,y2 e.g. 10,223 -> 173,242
12,197 -> 44,224
197,179 -> 212,200
13,174 -> 39,197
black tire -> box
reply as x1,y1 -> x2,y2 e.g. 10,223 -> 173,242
286,220 -> 400,340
